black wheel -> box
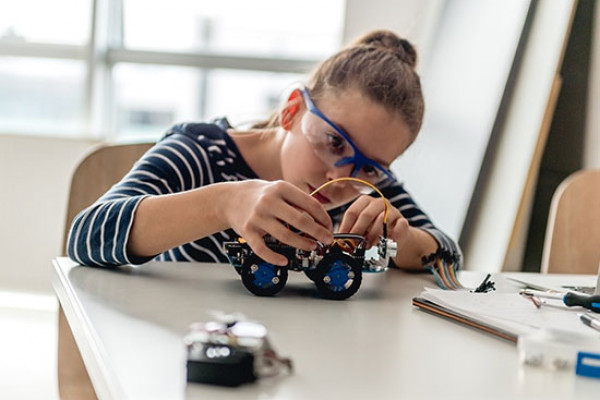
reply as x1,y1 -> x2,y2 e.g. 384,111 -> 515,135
240,254 -> 288,296
304,268 -> 320,282
314,253 -> 362,300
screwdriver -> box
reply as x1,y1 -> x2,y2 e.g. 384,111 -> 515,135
520,289 -> 600,313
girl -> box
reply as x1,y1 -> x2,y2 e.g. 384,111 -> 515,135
67,30 -> 461,270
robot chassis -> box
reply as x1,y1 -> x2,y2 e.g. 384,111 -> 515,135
223,233 -> 397,300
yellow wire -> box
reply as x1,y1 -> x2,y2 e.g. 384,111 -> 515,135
436,259 -> 453,290
310,177 -> 390,223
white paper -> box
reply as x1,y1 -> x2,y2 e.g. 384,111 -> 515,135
420,288 -> 600,338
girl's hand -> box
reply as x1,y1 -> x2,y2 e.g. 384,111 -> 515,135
225,180 -> 333,266
338,195 -> 410,249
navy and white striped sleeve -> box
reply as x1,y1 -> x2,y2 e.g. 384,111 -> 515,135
67,125 -> 214,267
380,182 -> 463,268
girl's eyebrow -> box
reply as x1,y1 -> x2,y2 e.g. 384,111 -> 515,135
333,121 -> 390,167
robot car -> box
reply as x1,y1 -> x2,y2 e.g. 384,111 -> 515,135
223,233 -> 397,300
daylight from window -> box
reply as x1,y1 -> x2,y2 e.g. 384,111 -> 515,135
0,0 -> 344,138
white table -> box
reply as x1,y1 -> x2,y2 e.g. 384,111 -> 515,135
52,257 -> 600,400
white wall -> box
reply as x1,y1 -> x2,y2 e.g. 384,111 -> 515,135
0,135 -> 98,293
343,0 -> 443,68
465,0 -> 577,272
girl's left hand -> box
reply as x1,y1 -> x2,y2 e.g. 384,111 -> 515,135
338,195 -> 410,249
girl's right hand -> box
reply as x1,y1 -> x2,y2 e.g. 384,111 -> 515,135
224,180 -> 334,266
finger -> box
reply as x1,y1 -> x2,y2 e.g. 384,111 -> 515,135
389,217 -> 410,243
338,196 -> 370,233
370,208 -> 404,246
278,203 -> 333,244
339,207 -> 359,234
347,200 -> 382,236
285,189 -> 333,231
265,219 -> 320,252
245,233 -> 289,266
364,213 -> 386,247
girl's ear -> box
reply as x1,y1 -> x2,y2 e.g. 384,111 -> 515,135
280,89 -> 303,130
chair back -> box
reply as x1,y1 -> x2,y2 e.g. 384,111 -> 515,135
59,142 -> 153,400
541,169 -> 600,274
62,142 -> 154,253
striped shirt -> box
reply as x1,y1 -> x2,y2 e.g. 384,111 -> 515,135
67,121 -> 462,268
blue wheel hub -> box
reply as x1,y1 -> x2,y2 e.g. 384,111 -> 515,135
252,262 -> 277,288
325,259 -> 351,292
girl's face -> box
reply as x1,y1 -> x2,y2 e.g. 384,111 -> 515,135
280,87 -> 412,210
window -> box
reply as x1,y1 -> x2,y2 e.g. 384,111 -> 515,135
0,0 -> 345,139
0,0 -> 91,45
123,0 -> 343,58
0,57 -> 86,135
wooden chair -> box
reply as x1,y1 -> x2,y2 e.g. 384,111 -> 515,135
59,142 -> 154,400
541,169 -> 600,274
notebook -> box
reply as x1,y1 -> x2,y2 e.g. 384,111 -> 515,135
413,287 -> 600,344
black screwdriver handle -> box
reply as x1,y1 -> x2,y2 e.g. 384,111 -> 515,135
564,292 -> 600,313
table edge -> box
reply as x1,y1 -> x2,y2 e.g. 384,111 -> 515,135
52,257 -> 126,400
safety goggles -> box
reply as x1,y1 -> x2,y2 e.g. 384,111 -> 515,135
299,86 -> 396,189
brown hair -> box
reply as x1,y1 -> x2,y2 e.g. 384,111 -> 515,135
253,30 -> 424,141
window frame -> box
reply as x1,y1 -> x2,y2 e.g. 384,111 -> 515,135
0,0 -> 326,139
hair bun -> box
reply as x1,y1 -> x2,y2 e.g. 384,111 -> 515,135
354,30 -> 417,69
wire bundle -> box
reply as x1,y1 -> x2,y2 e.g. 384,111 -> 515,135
421,249 -> 494,293
422,249 -> 463,290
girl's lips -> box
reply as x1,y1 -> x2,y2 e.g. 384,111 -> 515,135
309,185 -> 331,204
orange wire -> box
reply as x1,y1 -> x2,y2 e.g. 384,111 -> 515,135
435,259 -> 453,290
310,177 -> 390,223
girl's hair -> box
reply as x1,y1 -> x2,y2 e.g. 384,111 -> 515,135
253,30 -> 424,141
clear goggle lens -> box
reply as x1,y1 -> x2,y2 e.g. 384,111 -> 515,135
300,114 -> 393,193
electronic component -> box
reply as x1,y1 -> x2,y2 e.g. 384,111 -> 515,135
184,319 -> 292,387
224,234 -> 396,299
223,177 -> 398,300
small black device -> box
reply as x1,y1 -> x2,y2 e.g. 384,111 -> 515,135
184,319 -> 292,387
